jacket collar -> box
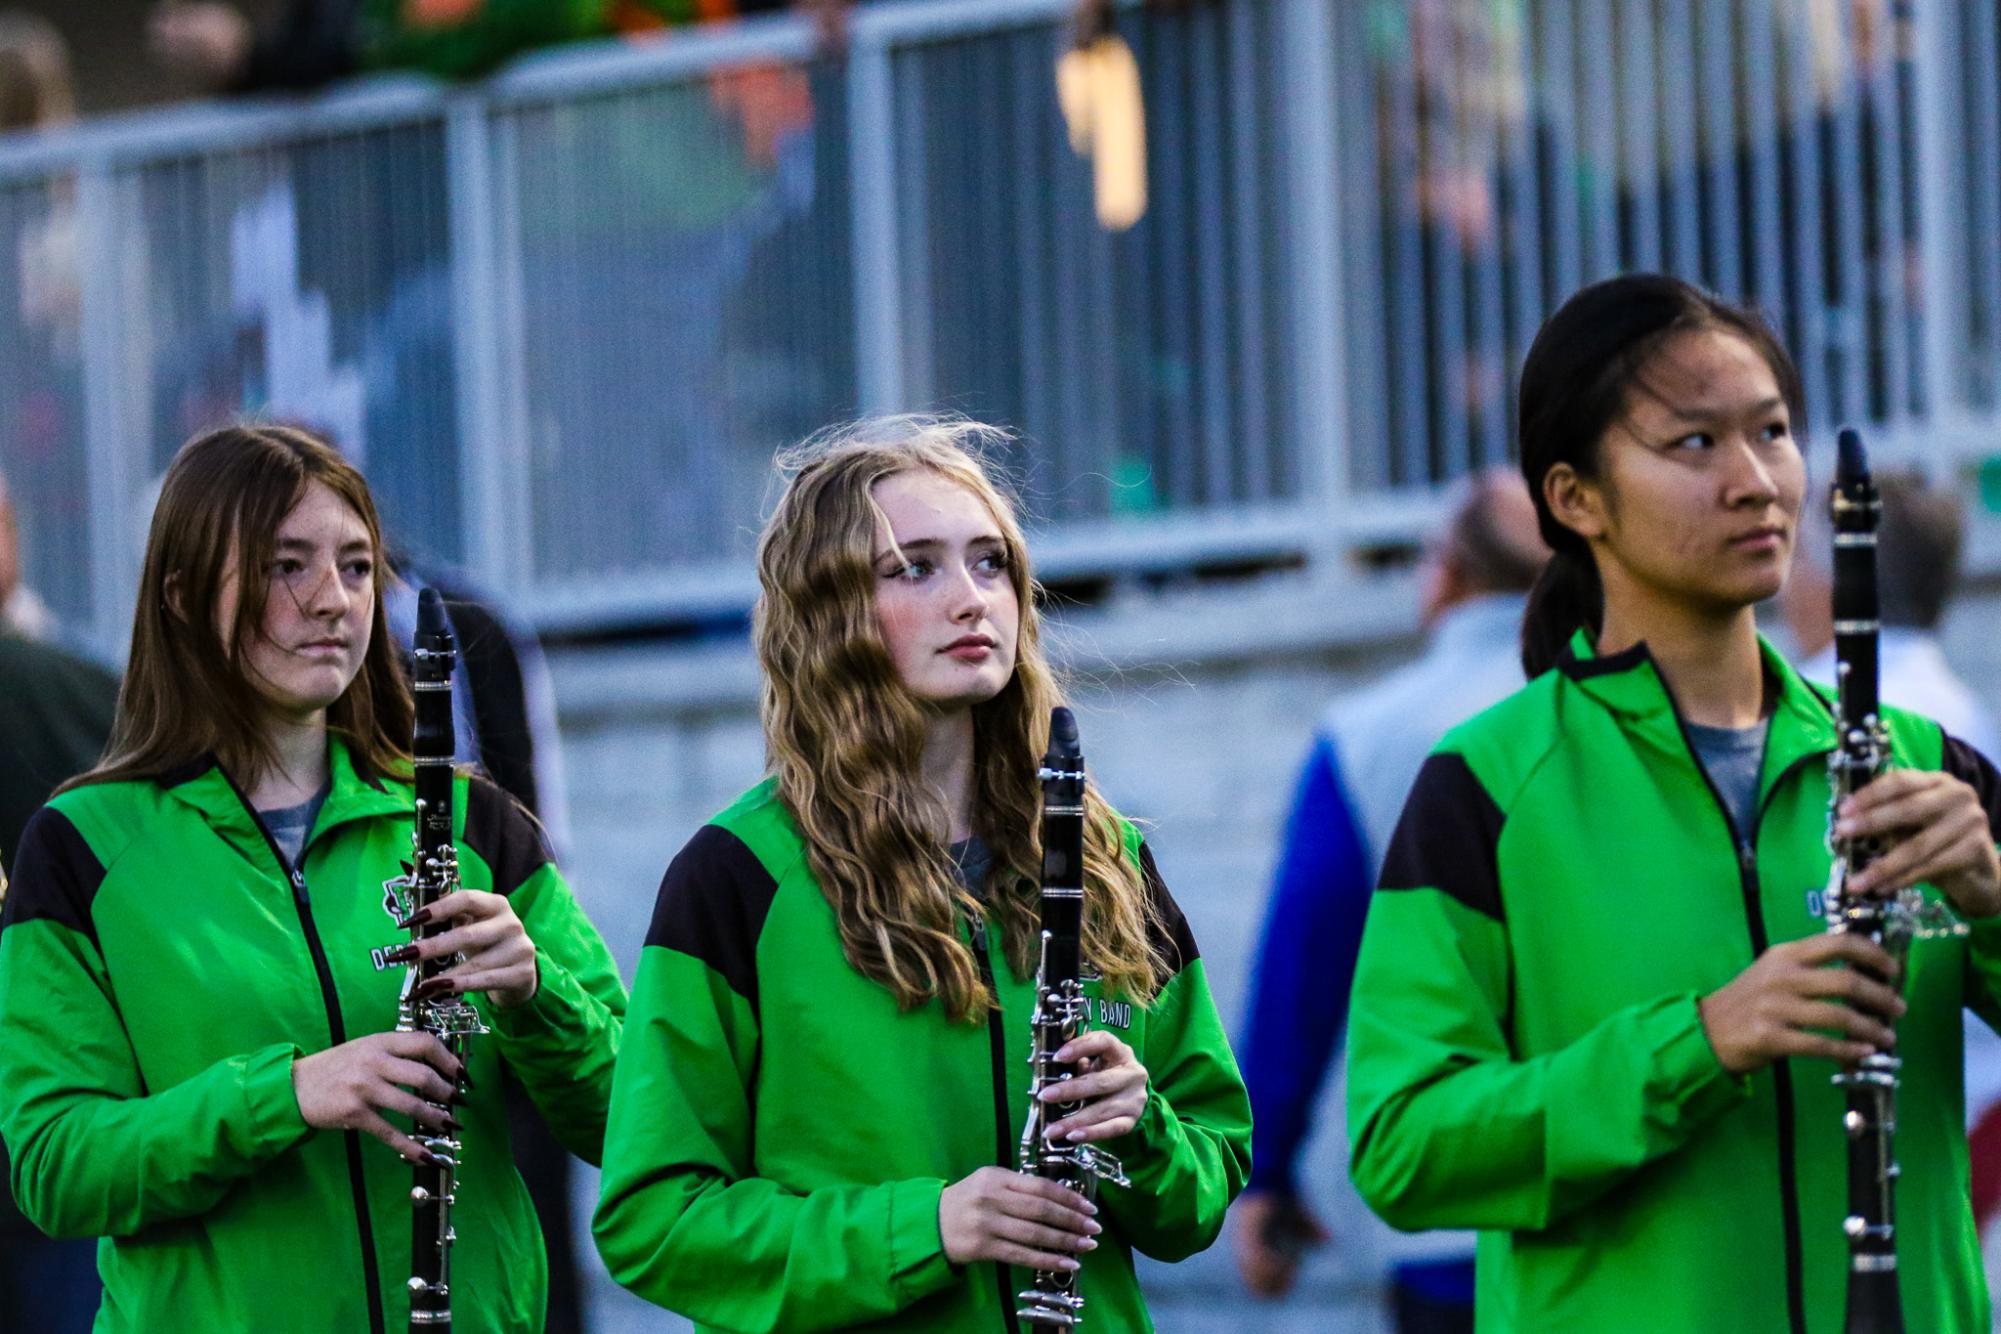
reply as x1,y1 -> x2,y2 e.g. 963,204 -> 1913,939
162,736 -> 410,854
1557,627 -> 1839,794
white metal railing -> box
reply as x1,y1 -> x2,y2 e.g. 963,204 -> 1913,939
0,0 -> 1997,652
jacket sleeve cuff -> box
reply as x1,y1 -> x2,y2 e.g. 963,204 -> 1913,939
1657,992 -> 1750,1125
241,1044 -> 314,1158
887,1177 -> 955,1301
1965,897 -> 2001,939
489,951 -> 594,1044
1114,1087 -> 1189,1189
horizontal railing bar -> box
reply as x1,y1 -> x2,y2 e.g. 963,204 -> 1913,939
0,0 -> 1115,186
0,76 -> 452,181
510,492 -> 1477,636
480,18 -> 822,103
848,0 -> 1096,46
516,564 -> 765,636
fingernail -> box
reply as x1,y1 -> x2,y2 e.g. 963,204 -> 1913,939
1067,1131 -> 1087,1142
1085,1202 -> 1098,1215
383,944 -> 419,964
1079,1238 -> 1097,1251
1060,1259 -> 1080,1272
1084,1221 -> 1102,1236
423,1150 -> 447,1168
396,908 -> 432,930
442,1116 -> 463,1132
1834,820 -> 1854,837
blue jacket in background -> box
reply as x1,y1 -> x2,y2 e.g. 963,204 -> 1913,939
1239,595 -> 1528,1287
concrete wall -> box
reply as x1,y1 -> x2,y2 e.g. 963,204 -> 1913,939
550,575 -> 2001,1331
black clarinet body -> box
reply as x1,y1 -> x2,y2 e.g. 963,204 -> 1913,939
1824,428 -> 1904,1334
392,590 -> 490,1330
1017,708 -> 1127,1330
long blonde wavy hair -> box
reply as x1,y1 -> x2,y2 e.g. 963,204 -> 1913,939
755,416 -> 1166,1023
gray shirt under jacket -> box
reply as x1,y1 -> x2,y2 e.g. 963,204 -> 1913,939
1686,718 -> 1771,846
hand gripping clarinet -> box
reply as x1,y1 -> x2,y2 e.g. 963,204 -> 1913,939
1017,708 -> 1129,1331
1822,429 -> 1963,1334
380,590 -> 490,1330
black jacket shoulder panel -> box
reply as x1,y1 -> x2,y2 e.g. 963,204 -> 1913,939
1136,840 -> 1200,979
647,824 -> 781,1012
1942,731 -> 2001,842
447,597 -> 542,820
461,774 -> 553,898
1377,751 -> 1507,922
2,807 -> 106,944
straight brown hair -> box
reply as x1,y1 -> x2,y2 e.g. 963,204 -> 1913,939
66,424 -> 412,792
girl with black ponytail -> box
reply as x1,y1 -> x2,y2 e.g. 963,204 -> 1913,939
1515,273 -> 1801,677
1345,274 -> 2001,1332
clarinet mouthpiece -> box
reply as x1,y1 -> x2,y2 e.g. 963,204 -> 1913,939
416,587 -> 447,638
1835,427 -> 1868,487
1049,707 -> 1078,749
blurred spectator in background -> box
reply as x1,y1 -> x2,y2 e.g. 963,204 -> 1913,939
0,468 -> 117,1334
147,0 -> 601,91
0,467 -> 56,639
149,0 -> 844,95
1233,469 -> 1546,1332
0,16 -> 88,643
0,9 -> 73,128
0,472 -> 115,874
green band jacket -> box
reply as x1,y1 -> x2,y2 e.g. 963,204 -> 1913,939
1346,631 -> 2001,1333
0,740 -> 627,1333
591,778 -> 1252,1333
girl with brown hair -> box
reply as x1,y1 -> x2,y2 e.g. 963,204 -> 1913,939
593,415 -> 1251,1332
0,423 -> 626,1332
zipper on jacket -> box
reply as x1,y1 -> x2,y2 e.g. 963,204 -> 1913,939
227,777 -> 390,1334
970,918 -> 1026,1334
1665,706 -> 1809,1334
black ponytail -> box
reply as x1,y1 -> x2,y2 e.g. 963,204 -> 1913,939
1520,548 -> 1603,676
1515,274 -> 1802,676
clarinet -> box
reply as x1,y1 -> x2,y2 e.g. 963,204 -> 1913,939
1017,707 -> 1128,1331
1822,428 -> 1962,1333
380,589 -> 490,1330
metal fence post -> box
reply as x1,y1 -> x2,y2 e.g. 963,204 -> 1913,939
75,166 -> 138,660
848,34 -> 906,414
446,92 -> 529,594
1274,0 -> 1347,554
1911,0 -> 1968,437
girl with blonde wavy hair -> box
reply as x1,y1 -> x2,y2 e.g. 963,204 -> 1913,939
595,415 -> 1251,1332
